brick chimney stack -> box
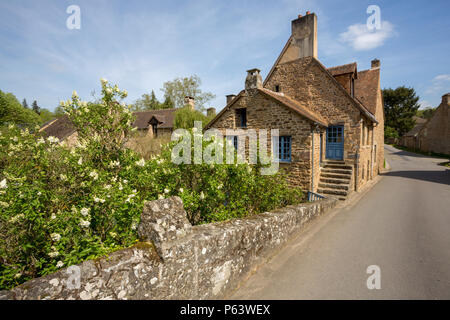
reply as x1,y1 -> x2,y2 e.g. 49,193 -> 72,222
371,59 -> 380,69
290,11 -> 318,59
245,68 -> 262,91
206,107 -> 216,118
226,94 -> 236,104
184,96 -> 195,110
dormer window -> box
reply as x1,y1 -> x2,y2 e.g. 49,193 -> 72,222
236,108 -> 247,128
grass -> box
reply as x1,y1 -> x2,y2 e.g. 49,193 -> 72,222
393,144 -> 449,160
126,131 -> 171,159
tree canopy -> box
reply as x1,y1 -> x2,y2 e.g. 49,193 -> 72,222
161,75 -> 215,111
383,86 -> 420,137
132,90 -> 174,111
0,90 -> 41,127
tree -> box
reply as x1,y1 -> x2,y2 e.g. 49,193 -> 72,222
22,99 -> 28,109
32,100 -> 40,115
416,107 -> 435,120
161,75 -> 215,111
38,108 -> 55,124
383,86 -> 420,137
53,105 -> 66,118
173,106 -> 211,129
132,90 -> 161,111
0,90 -> 40,127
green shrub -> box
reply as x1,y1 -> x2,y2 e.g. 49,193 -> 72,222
0,80 -> 302,290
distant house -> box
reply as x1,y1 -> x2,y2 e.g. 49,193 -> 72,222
40,109 -> 177,145
399,116 -> 427,150
206,12 -> 385,200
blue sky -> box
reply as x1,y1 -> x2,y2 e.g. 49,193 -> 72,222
1,0 -> 449,112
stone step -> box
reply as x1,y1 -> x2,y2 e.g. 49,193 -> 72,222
319,183 -> 349,191
319,177 -> 351,184
323,164 -> 353,170
321,168 -> 353,175
323,160 -> 346,165
320,173 -> 351,180
317,188 -> 348,197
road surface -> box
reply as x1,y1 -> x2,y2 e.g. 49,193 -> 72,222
231,145 -> 450,299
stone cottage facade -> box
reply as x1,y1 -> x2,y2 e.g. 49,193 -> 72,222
206,12 -> 385,199
418,93 -> 450,155
399,94 -> 450,155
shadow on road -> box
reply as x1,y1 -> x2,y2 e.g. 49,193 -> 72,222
382,169 -> 450,186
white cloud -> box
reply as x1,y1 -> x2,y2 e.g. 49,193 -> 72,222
339,21 -> 395,51
425,74 -> 450,94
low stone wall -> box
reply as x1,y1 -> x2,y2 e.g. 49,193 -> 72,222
0,196 -> 338,300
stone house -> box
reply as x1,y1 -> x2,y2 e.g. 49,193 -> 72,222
206,12 -> 385,200
417,94 -> 450,155
399,116 -> 427,150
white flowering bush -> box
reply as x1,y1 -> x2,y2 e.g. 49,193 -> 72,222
0,80 -> 302,290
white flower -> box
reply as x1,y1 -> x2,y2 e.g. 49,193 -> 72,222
118,183 -> 123,191
10,136 -> 18,142
15,273 -> 22,278
109,160 -> 120,168
200,191 -> 205,200
164,188 -> 170,194
51,213 -> 57,220
0,201 -> 9,208
217,183 -> 223,190
36,137 -> 45,146
179,188 -> 184,193
72,90 -> 78,98
158,194 -> 164,200
78,157 -> 83,165
79,219 -> 90,228
123,179 -> 128,184
94,197 -> 105,203
136,158 -> 146,167
100,78 -> 108,85
131,221 -> 138,230
109,232 -> 117,238
47,136 -> 60,144
60,174 -> 67,181
50,233 -> 61,242
80,208 -> 90,216
0,179 -> 7,189
48,251 -> 60,258
56,261 -> 64,268
104,184 -> 112,190
37,191 -> 42,196
89,171 -> 99,180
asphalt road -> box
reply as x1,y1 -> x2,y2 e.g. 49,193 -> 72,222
231,145 -> 450,299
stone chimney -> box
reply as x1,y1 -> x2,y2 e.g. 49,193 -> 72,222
245,68 -> 262,91
184,96 -> 195,110
226,94 -> 236,104
371,59 -> 380,69
290,11 -> 318,59
442,93 -> 450,105
206,107 -> 216,118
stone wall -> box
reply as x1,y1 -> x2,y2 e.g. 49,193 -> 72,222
0,196 -> 338,300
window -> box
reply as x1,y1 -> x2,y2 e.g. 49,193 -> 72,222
276,136 -> 292,162
227,135 -> 238,150
236,108 -> 247,128
351,77 -> 355,98
275,85 -> 281,92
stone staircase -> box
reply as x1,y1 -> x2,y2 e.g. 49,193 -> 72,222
317,160 -> 354,200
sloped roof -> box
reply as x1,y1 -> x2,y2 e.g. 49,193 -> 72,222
258,88 -> 328,127
328,62 -> 357,77
404,123 -> 426,137
133,109 -> 176,129
354,68 -> 380,115
40,115 -> 76,141
41,109 -> 177,141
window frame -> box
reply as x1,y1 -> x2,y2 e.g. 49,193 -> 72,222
274,136 -> 292,163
